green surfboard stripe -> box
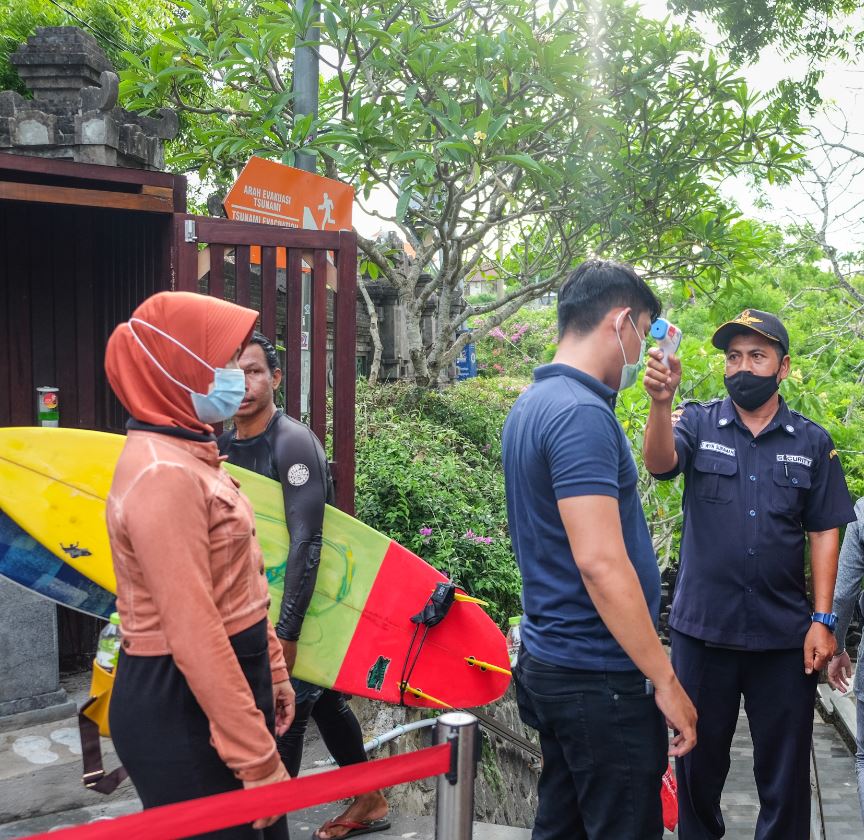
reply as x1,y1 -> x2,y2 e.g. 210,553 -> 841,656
224,463 -> 391,688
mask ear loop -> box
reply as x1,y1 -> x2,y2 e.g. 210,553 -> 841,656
126,318 -> 215,396
615,309 -> 631,365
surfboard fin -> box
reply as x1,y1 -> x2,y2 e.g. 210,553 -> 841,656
398,681 -> 453,708
465,656 -> 512,677
454,593 -> 488,606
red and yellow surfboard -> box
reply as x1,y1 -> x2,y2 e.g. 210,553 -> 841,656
0,427 -> 510,708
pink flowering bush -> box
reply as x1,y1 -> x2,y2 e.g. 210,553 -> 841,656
474,307 -> 557,380
464,528 -> 494,544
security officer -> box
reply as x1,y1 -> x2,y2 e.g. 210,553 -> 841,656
642,309 -> 855,840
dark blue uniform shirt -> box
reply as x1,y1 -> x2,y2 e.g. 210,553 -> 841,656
503,364 -> 660,671
654,396 -> 854,649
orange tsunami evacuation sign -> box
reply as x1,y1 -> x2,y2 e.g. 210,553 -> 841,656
223,157 -> 354,267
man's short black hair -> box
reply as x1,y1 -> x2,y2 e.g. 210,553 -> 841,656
248,331 -> 279,374
557,259 -> 662,339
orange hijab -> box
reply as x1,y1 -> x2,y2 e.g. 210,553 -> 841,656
105,292 -> 258,435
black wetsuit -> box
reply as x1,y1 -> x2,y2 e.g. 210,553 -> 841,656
218,411 -> 366,776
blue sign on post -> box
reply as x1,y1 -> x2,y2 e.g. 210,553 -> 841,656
456,342 -> 477,380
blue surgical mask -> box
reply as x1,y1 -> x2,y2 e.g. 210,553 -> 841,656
616,311 -> 646,391
189,367 -> 246,423
127,318 -> 246,423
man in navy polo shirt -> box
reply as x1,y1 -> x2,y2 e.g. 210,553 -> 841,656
504,260 -> 697,840
643,309 -> 855,839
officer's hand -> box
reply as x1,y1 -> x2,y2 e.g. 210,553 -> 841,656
643,348 -> 681,405
654,677 -> 697,758
804,622 -> 837,674
828,650 -> 852,692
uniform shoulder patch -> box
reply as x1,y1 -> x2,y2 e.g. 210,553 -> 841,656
673,398 -> 720,420
672,399 -> 711,426
679,398 -> 721,408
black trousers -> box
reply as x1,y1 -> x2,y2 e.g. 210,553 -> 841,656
514,650 -> 667,840
671,629 -> 818,840
276,688 -> 367,778
110,619 -> 290,840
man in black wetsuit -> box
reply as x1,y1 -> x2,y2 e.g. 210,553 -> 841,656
219,333 -> 389,840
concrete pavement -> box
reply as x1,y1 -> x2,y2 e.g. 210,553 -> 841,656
0,672 -> 530,839
2,674 -> 862,839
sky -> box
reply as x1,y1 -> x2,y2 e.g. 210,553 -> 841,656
638,0 -> 864,256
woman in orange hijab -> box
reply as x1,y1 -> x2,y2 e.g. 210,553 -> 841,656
104,291 -> 294,839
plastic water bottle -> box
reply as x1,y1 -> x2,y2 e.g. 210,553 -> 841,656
95,612 -> 122,672
506,615 -> 522,668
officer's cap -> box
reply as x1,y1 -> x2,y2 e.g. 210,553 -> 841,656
712,309 -> 789,355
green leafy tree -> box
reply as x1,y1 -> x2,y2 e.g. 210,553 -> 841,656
119,0 -> 803,385
669,0 -> 863,108
670,0 -> 862,63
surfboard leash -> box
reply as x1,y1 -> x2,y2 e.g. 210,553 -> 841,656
398,622 -> 430,706
399,581 -> 458,706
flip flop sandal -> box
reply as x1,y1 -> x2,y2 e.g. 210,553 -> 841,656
312,816 -> 391,839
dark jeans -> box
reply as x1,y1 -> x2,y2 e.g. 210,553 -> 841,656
277,688 -> 367,778
515,650 -> 667,840
671,629 -> 818,840
110,620 -> 289,840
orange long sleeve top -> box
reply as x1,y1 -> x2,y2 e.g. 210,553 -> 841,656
106,430 -> 288,781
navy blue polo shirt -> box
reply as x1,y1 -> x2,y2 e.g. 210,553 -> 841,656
655,396 -> 855,649
502,363 -> 660,671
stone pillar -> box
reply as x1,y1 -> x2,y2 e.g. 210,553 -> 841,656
0,579 -> 74,732
0,26 -> 178,168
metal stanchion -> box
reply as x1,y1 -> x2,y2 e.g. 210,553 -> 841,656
434,712 -> 479,840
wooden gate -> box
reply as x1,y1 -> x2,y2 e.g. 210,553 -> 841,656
171,215 -> 357,514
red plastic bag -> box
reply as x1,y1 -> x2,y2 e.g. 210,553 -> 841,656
661,762 -> 678,831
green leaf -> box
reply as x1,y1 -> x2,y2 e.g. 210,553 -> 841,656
489,153 -> 541,172
322,10 -> 339,42
440,140 -> 475,154
389,150 -> 428,164
395,189 -> 412,221
236,42 -> 256,61
487,114 -> 509,140
182,35 -> 208,53
474,76 -> 493,106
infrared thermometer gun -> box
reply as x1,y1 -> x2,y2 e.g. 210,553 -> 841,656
650,319 -> 682,367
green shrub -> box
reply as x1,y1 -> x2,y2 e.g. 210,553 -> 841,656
355,378 -> 522,624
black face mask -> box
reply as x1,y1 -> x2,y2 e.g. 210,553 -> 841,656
724,370 -> 780,411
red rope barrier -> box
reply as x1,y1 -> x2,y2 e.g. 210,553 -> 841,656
25,743 -> 451,840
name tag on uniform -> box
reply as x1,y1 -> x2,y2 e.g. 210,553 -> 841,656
776,454 -> 813,467
699,441 -> 736,457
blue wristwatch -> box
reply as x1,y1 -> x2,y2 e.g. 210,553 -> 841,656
811,612 -> 838,632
